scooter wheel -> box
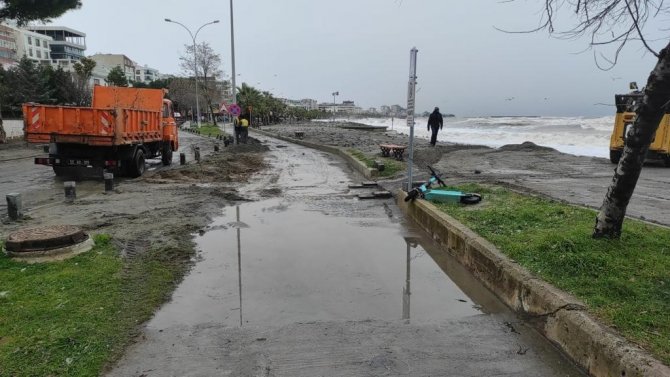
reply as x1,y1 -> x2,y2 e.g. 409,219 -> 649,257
460,193 -> 482,205
405,189 -> 419,202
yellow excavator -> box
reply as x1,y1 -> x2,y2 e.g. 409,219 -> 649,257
609,82 -> 670,164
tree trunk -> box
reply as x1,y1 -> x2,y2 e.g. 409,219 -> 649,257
593,41 -> 670,238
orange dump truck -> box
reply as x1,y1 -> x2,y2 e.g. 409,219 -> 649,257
23,86 -> 179,178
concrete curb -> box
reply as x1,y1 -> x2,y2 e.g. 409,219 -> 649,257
251,128 -> 378,179
397,191 -> 670,377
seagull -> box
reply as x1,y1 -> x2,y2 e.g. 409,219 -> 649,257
505,97 -> 515,101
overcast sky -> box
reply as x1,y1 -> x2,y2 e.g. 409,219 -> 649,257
47,0 -> 667,117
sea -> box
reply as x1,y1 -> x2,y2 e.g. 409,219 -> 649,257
4,115 -> 614,158
337,116 -> 614,158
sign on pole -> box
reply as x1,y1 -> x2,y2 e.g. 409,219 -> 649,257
406,47 -> 418,191
228,103 -> 242,117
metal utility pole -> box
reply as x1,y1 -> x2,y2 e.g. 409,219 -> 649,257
164,18 -> 219,128
406,47 -> 418,191
229,0 -> 237,105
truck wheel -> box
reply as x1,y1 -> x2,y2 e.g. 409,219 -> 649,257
161,143 -> 173,166
610,150 -> 622,164
128,149 -> 146,178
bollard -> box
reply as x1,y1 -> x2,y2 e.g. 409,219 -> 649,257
214,144 -> 220,152
104,172 -> 114,192
6,193 -> 22,220
64,181 -> 76,203
194,147 -> 201,162
180,152 -> 186,165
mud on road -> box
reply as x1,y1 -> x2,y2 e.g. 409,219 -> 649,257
264,122 -> 670,227
0,132 -> 271,262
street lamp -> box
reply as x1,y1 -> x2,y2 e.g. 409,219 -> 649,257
332,91 -> 339,122
229,0 -> 237,106
164,18 -> 219,127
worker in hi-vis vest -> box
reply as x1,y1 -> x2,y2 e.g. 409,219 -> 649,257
239,113 -> 250,144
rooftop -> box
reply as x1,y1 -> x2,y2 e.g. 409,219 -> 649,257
27,26 -> 86,38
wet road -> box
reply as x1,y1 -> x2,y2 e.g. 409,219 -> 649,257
0,130 -> 213,216
108,135 -> 585,376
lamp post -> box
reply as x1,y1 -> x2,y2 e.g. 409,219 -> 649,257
331,91 -> 339,122
229,0 -> 237,106
164,18 -> 219,128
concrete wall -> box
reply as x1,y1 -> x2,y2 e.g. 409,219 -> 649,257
396,191 -> 670,377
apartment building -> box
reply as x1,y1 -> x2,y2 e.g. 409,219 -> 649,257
135,65 -> 161,84
0,24 -> 17,65
89,54 -> 137,82
27,26 -> 85,61
17,28 -> 53,62
281,98 -> 318,110
318,100 -> 362,113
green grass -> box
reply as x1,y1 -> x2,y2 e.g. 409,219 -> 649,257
348,149 -> 403,177
432,184 -> 670,364
0,235 -> 193,376
194,123 -> 223,137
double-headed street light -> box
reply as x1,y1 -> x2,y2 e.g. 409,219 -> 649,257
164,18 -> 219,127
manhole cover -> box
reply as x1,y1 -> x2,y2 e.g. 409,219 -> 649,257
4,225 -> 88,252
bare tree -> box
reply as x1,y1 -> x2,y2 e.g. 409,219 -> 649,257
517,1 -> 670,239
72,57 -> 96,106
180,42 -> 224,123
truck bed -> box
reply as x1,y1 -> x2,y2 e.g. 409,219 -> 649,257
23,104 -> 163,146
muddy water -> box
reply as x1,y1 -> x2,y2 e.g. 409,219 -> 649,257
110,137 -> 585,376
151,139 -> 505,329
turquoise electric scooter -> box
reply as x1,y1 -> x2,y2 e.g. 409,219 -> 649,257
404,166 -> 482,204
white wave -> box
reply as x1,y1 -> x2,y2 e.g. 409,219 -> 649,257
334,116 -> 615,158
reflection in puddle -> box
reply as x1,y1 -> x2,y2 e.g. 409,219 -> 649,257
149,196 -> 494,330
146,142 -> 501,330
236,206 -> 243,327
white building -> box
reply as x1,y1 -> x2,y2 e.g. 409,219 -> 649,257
281,97 -> 318,110
16,28 -> 53,62
134,65 -> 161,84
27,26 -> 85,60
318,100 -> 362,114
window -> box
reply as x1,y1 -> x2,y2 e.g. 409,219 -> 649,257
43,41 -> 48,48
27,36 -> 32,45
45,52 -> 49,59
136,70 -> 140,74
35,39 -> 40,47
36,50 -> 41,58
93,79 -> 100,85
28,48 -> 33,57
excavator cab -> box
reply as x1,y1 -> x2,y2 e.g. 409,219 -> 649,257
609,83 -> 670,165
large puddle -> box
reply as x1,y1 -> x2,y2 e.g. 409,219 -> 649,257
115,139 -> 584,377
150,140 -> 507,329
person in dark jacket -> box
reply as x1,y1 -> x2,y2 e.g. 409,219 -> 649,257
427,107 -> 443,146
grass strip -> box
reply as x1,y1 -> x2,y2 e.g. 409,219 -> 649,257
195,123 -> 223,137
347,149 -> 403,177
432,184 -> 670,364
0,235 -> 194,376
